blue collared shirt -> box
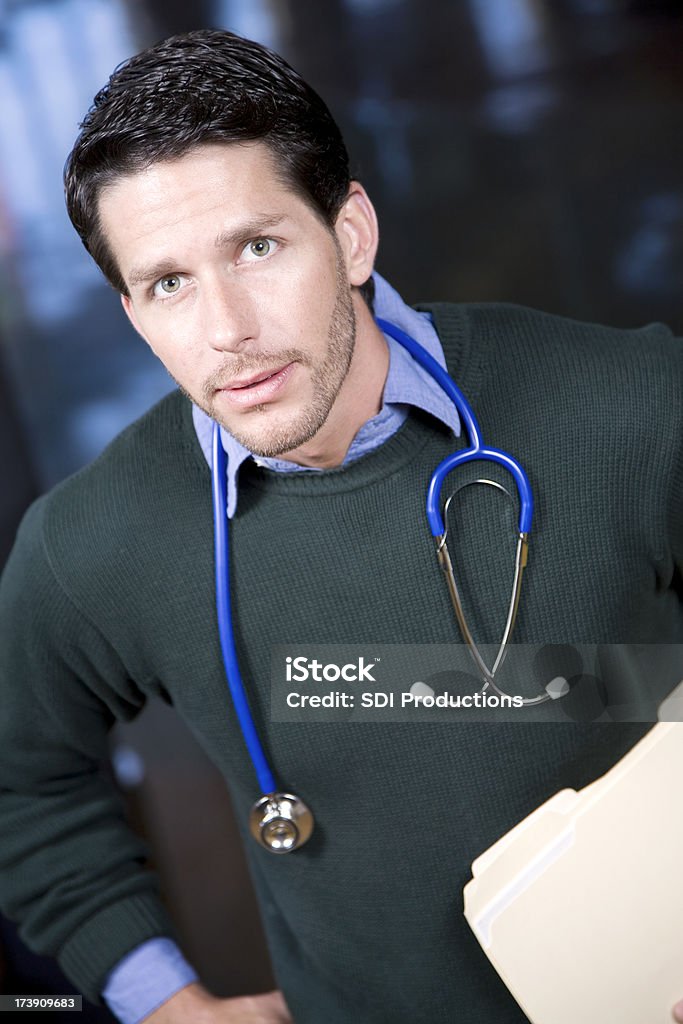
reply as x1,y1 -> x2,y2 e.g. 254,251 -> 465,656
102,272 -> 459,1024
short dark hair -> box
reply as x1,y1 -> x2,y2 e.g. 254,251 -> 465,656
64,28 -> 374,306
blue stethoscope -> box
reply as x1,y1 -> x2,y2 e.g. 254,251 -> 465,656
211,318 -> 547,854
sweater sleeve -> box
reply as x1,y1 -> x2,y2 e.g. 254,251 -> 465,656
0,498 -> 177,1004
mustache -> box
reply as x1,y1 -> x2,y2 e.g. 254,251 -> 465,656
202,348 -> 309,400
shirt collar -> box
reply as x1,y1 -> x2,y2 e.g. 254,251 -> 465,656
192,271 -> 459,517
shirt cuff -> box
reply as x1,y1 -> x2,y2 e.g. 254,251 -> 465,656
101,937 -> 199,1024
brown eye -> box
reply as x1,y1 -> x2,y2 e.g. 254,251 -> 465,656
160,276 -> 181,293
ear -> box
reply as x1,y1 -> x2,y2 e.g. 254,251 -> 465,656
120,293 -> 150,346
334,181 -> 379,289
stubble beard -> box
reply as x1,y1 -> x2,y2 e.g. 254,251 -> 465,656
184,260 -> 358,458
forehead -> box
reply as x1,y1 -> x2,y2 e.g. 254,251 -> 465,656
97,141 -> 316,274
101,139 -> 291,211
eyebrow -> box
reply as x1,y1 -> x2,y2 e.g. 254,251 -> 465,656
127,214 -> 288,290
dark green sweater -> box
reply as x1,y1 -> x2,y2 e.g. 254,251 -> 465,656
0,302 -> 681,1022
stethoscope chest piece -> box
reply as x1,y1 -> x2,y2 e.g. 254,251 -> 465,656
249,793 -> 314,853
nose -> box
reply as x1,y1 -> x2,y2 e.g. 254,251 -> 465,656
201,275 -> 258,354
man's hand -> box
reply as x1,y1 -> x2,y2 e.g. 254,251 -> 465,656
673,998 -> 683,1023
142,982 -> 293,1022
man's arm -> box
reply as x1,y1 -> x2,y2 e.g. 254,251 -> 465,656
102,941 -> 292,1023
0,498 -> 176,1002
0,499 -> 295,1022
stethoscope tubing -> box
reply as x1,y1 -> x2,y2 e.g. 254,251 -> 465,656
374,318 -> 533,535
212,424 -> 277,795
212,318 -> 536,799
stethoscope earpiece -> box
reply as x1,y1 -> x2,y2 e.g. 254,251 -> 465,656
249,793 -> 315,853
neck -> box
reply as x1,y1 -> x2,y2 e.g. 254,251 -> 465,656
276,297 -> 390,469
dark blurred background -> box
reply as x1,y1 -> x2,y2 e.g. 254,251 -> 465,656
1,0 -> 682,1018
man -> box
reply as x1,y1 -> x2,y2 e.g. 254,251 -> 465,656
0,27 -> 681,1024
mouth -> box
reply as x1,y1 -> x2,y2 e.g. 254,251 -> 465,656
228,366 -> 288,389
217,362 -> 296,408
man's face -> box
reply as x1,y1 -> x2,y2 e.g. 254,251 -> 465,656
98,142 -> 359,458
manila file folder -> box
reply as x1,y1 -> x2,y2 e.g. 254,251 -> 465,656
463,721 -> 683,1024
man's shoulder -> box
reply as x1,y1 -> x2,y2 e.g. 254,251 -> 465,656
16,390 -> 207,583
419,300 -> 682,417
422,298 -> 681,364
